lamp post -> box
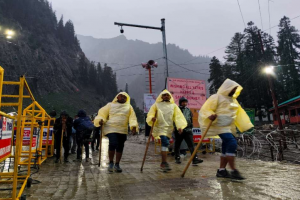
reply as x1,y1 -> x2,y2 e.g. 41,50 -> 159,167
264,66 -> 287,149
114,19 -> 169,88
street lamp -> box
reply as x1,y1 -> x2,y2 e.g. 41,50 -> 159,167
4,29 -> 14,39
264,66 -> 274,74
263,65 -> 286,148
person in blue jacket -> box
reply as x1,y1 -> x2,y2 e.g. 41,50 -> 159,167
73,110 -> 94,162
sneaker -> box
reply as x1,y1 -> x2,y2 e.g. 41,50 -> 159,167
71,151 -> 76,154
175,156 -> 181,164
114,163 -> 123,173
108,162 -> 114,172
192,157 -> 203,165
86,158 -> 91,162
160,162 -> 172,171
216,169 -> 231,178
230,170 -> 245,180
64,158 -> 69,163
55,158 -> 60,163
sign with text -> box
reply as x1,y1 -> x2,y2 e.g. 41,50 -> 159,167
167,78 -> 206,109
192,128 -> 210,143
0,116 -> 14,162
144,93 -> 157,113
42,128 -> 53,145
13,127 -> 37,147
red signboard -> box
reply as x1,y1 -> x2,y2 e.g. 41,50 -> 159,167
167,77 -> 206,109
0,116 -> 14,162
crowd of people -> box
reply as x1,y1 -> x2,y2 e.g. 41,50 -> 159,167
53,110 -> 100,163
53,79 -> 253,180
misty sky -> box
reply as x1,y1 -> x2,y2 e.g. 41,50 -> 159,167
49,0 -> 300,61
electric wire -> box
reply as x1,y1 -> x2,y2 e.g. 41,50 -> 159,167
237,0 -> 246,28
258,0 -> 264,30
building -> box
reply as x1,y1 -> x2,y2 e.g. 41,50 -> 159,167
269,95 -> 300,125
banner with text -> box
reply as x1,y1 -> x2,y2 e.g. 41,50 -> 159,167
144,93 -> 157,113
0,116 -> 14,162
167,78 -> 206,109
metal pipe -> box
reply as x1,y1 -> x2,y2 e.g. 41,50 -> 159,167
114,22 -> 161,30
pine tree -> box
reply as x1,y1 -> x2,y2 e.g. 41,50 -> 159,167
65,20 -> 76,46
277,16 -> 300,99
208,57 -> 224,95
57,15 -> 65,42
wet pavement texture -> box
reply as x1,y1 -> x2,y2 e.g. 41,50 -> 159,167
5,137 -> 300,200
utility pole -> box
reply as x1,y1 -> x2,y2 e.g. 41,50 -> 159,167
258,31 -> 286,149
114,19 -> 169,88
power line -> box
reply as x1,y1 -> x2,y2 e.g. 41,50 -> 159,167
113,57 -> 163,72
258,0 -> 264,30
268,0 -> 272,35
167,59 -> 210,75
237,0 -> 246,28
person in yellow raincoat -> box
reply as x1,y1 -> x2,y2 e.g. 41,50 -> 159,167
146,90 -> 187,171
94,92 -> 138,173
199,79 -> 253,180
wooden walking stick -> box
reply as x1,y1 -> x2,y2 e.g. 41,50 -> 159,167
98,126 -> 103,167
141,112 -> 157,172
181,120 -> 213,178
60,129 -> 64,163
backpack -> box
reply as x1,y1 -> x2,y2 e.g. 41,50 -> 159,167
78,118 -> 95,142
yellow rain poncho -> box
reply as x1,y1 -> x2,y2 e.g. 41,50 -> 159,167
146,90 -> 187,138
94,92 -> 138,135
198,79 -> 253,137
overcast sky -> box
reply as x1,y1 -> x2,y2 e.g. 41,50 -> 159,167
49,0 -> 300,61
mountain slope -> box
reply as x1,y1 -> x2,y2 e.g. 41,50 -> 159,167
0,0 -> 118,116
78,35 -> 211,108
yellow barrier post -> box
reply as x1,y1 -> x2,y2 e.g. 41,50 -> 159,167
13,76 -> 25,200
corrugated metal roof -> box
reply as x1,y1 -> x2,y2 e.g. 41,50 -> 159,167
269,95 -> 300,110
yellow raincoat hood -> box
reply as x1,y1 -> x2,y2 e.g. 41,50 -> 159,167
217,79 -> 243,99
199,79 -> 253,137
155,89 -> 175,103
112,92 -> 131,104
146,89 -> 187,138
94,92 -> 138,135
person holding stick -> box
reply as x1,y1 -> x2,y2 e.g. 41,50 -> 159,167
198,79 -> 253,180
54,111 -> 73,163
146,90 -> 187,172
94,92 -> 138,173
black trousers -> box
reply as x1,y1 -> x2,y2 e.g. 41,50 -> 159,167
174,130 -> 197,158
55,134 -> 69,159
91,132 -> 100,150
77,139 -> 89,159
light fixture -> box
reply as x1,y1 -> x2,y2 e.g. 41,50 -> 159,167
264,66 -> 274,74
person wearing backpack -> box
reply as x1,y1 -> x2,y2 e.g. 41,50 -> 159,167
53,111 -> 73,163
94,92 -> 138,173
74,110 -> 94,162
174,97 -> 203,165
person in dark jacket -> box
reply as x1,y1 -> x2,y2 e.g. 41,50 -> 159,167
174,97 -> 203,165
54,111 -> 73,163
73,110 -> 93,162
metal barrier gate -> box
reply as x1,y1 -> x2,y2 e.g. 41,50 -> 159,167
0,66 -> 53,200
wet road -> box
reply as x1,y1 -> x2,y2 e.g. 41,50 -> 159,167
12,138 -> 300,199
